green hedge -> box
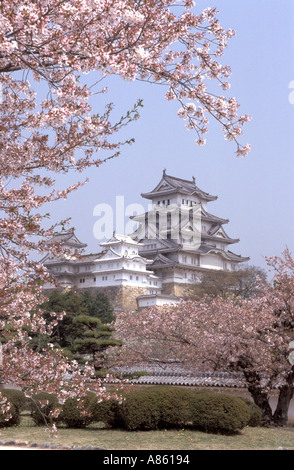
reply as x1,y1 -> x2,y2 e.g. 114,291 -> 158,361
30,392 -> 60,426
99,387 -> 251,435
94,398 -> 123,428
189,391 -> 251,435
59,393 -> 98,428
0,389 -> 26,427
238,397 -> 262,427
25,386 -> 259,434
118,386 -> 193,431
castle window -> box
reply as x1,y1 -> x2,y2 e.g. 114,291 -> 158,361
94,277 -> 96,282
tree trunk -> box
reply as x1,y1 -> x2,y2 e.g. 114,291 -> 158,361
243,369 -> 273,425
248,386 -> 273,425
273,370 -> 294,426
273,385 -> 293,426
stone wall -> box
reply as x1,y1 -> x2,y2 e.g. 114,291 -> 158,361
78,285 -> 148,312
161,282 -> 189,298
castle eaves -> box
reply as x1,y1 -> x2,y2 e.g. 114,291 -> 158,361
141,171 -> 217,202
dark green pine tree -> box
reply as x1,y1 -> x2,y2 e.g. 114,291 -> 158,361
73,315 -> 122,376
81,291 -> 115,323
40,290 -> 89,350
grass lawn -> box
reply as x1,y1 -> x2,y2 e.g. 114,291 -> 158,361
1,414 -> 294,450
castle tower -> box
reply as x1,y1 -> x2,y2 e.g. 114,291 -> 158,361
133,171 -> 249,296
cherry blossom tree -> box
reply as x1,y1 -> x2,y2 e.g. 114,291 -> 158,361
0,0 -> 250,413
115,250 -> 294,426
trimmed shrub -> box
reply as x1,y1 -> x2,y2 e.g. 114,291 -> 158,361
135,386 -> 192,429
119,388 -> 161,431
93,386 -> 252,434
30,392 -> 60,426
189,391 -> 251,435
0,389 -> 26,427
59,393 -> 98,428
239,397 -> 262,427
1,389 -> 27,413
94,398 -> 123,428
118,386 -> 196,431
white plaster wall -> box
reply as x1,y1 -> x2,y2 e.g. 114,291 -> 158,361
200,253 -> 223,270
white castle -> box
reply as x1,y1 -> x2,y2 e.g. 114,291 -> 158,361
42,171 -> 249,311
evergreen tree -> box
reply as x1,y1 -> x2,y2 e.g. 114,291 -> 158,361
41,290 -> 89,349
32,290 -> 118,363
81,291 -> 115,323
73,315 -> 122,376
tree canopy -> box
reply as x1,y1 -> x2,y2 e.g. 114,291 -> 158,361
114,250 -> 294,426
187,265 -> 267,300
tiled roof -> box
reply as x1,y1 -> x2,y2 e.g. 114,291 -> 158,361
110,365 -> 247,388
141,172 -> 217,202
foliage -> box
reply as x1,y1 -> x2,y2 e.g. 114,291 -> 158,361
142,386 -> 193,429
189,391 -> 250,435
40,290 -> 90,350
187,265 -> 267,300
30,392 -> 60,427
35,290 -> 118,363
81,291 -> 115,324
94,398 -> 124,429
0,388 -> 27,413
115,250 -> 294,427
73,315 -> 122,375
0,388 -> 26,427
238,397 -> 262,427
118,388 -> 162,431
59,393 -> 98,428
103,386 -> 250,434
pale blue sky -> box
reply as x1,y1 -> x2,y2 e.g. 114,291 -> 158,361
47,0 -> 294,273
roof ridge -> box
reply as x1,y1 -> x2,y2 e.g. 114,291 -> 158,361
164,173 -> 195,185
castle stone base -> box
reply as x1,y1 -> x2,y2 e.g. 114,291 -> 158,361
161,282 -> 189,298
79,286 -> 147,312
